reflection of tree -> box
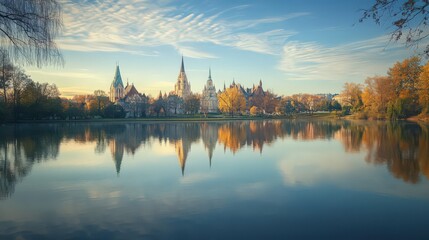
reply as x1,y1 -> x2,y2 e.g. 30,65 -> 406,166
335,122 -> 366,152
340,122 -> 428,184
0,124 -> 61,199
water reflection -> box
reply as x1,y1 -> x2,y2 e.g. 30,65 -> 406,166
1,120 -> 428,199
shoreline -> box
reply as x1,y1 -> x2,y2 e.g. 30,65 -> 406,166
2,112 -> 428,124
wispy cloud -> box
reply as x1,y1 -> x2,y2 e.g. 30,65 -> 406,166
59,0 -> 304,58
278,35 -> 419,82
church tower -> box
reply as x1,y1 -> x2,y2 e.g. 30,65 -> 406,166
174,56 -> 191,99
201,68 -> 218,113
109,65 -> 125,102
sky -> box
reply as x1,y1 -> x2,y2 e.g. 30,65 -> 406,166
25,0 -> 426,98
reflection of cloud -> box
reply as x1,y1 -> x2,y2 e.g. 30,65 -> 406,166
180,173 -> 217,184
60,0 -> 304,58
278,149 -> 355,186
235,182 -> 268,198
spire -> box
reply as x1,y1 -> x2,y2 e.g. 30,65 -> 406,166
209,67 -> 212,79
180,55 -> 185,73
259,79 -> 262,87
112,65 -> 124,88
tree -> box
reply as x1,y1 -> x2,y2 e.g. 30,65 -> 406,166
362,76 -> 395,116
280,97 -> 296,115
218,87 -> 246,116
93,90 -> 108,115
250,106 -> 262,116
360,0 -> 429,57
184,93 -> 200,114
0,49 -> 13,102
9,67 -> 30,119
167,94 -> 183,114
388,56 -> 421,116
103,104 -> 125,118
262,90 -> 280,114
341,82 -> 363,112
152,91 -> 167,117
0,0 -> 63,66
419,61 -> 429,113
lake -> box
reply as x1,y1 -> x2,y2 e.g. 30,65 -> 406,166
1,120 -> 429,239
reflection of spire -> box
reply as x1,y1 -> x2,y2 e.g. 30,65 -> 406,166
175,139 -> 188,176
109,139 -> 124,176
201,123 -> 217,168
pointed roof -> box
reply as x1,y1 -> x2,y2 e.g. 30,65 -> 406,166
180,55 -> 185,73
209,67 -> 212,80
112,65 -> 124,88
124,83 -> 139,97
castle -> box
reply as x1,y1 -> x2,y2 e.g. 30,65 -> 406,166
109,56 -> 266,116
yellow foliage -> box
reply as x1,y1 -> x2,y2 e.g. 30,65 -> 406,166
218,87 -> 246,115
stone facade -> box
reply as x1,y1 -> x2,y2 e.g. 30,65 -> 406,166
109,65 -> 145,117
200,68 -> 218,113
109,65 -> 125,102
173,56 -> 191,99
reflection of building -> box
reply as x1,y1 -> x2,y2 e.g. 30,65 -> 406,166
175,139 -> 189,176
109,139 -> 124,175
200,68 -> 218,113
201,122 -> 218,166
173,56 -> 191,99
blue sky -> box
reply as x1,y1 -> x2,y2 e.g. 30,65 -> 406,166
26,0 -> 425,98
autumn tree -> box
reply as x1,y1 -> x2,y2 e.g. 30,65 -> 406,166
360,0 -> 429,57
279,97 -> 295,115
262,90 -> 280,114
388,56 -> 422,117
218,87 -> 246,116
0,0 -> 63,66
362,76 -> 395,117
340,82 -> 363,112
419,61 -> 429,113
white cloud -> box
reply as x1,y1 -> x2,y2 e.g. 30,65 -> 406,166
59,0 -> 302,58
278,35 -> 422,82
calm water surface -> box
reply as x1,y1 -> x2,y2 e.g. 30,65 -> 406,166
1,120 -> 429,239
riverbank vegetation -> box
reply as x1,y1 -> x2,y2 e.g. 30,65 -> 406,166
338,56 -> 429,121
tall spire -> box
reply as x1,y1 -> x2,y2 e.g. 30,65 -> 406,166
180,55 -> 185,73
112,65 -> 124,87
209,67 -> 212,80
